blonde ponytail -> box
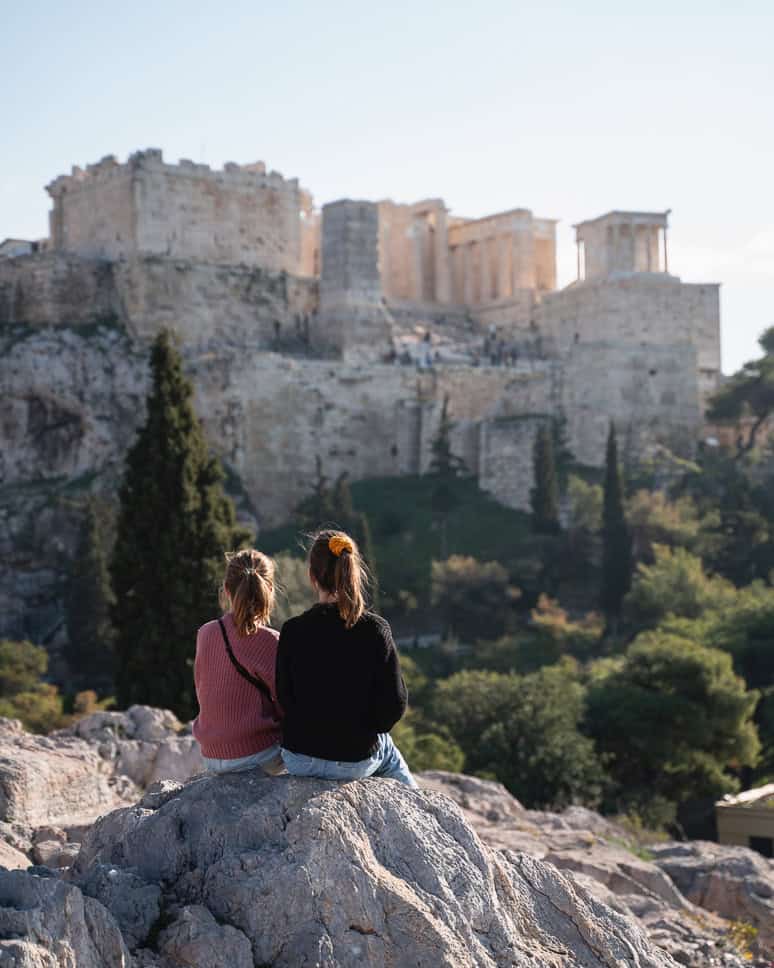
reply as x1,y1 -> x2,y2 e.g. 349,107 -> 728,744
220,550 -> 275,636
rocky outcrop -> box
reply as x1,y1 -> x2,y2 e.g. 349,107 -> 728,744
57,704 -> 204,788
0,717 -> 135,830
0,723 -> 770,966
0,868 -> 131,967
420,772 -> 770,967
650,841 -> 774,955
64,772 -> 677,967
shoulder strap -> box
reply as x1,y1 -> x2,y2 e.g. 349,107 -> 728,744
217,618 -> 273,703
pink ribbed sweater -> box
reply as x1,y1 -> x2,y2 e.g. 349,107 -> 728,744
192,613 -> 283,759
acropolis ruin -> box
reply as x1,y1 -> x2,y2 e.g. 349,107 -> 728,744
1,148 -> 722,524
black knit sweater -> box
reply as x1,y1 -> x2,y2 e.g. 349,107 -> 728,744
276,603 -> 408,762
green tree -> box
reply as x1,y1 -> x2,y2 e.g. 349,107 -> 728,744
64,501 -> 116,690
627,490 -> 703,563
295,455 -> 335,533
432,665 -> 607,808
552,414 -> 575,494
601,423 -> 632,626
429,396 -> 467,558
530,424 -> 560,534
431,555 -> 519,642
391,715 -> 465,773
587,632 -> 760,816
272,552 -> 316,628
0,640 -> 65,733
707,326 -> 774,459
625,545 -> 737,632
110,331 -> 248,719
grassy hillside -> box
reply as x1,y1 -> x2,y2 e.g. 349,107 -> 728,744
259,474 -> 535,619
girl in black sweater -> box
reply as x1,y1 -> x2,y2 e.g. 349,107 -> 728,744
276,529 -> 416,786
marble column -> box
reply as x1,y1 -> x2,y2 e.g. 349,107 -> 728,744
480,237 -> 491,303
463,243 -> 474,305
434,207 -> 452,303
498,235 -> 512,299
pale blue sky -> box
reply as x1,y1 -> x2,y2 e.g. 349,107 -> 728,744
2,0 -> 772,372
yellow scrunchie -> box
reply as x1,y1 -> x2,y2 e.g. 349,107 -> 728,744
328,534 -> 354,557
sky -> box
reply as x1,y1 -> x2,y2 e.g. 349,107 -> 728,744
2,0 -> 772,373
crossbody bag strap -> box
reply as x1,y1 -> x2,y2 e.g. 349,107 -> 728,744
217,618 -> 273,703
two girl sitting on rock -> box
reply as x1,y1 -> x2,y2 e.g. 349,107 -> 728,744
192,529 -> 417,787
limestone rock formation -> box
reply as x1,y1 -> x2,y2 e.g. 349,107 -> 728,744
58,704 -> 204,788
66,772 -> 676,967
420,772 -> 770,967
0,717 -> 135,830
0,868 -> 131,967
650,841 -> 774,955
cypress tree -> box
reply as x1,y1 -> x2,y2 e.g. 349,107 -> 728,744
429,397 -> 467,559
601,422 -> 632,625
64,501 -> 116,691
530,424 -> 560,533
295,455 -> 335,533
551,414 -> 575,494
110,331 -> 248,719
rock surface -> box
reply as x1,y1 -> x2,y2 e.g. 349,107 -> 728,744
65,772 -> 677,967
0,868 -> 131,967
0,719 -> 136,829
420,772 -> 771,967
57,704 -> 205,788
650,841 -> 774,955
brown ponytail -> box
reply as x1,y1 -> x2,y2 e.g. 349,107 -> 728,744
220,549 -> 275,636
309,529 -> 368,628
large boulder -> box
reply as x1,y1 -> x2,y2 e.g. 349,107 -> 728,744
58,705 -> 204,788
419,772 -> 760,967
650,841 -> 774,956
69,772 -> 676,967
0,726 -> 136,829
0,869 -> 131,967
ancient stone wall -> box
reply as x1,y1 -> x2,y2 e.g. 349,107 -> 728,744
0,252 -> 317,350
47,150 -> 307,273
0,253 -> 119,326
535,274 -> 722,405
47,157 -> 135,261
377,200 -> 451,304
559,341 -> 701,466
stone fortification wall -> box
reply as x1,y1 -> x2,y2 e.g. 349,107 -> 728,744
47,150 -> 307,273
319,200 -> 394,359
560,340 -> 701,466
47,156 -> 135,261
0,252 -> 317,349
535,274 -> 721,405
0,253 -> 119,327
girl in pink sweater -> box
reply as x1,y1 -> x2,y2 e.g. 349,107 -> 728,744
192,549 -> 284,775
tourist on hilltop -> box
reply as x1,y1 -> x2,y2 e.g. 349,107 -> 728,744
192,550 -> 285,776
277,529 -> 416,787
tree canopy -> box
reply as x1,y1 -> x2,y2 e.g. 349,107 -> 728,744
110,331 -> 248,719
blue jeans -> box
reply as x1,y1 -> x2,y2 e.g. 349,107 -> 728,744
203,743 -> 286,776
281,733 -> 417,787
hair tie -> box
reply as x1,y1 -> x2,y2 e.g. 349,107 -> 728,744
328,535 -> 354,557
244,567 -> 259,577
